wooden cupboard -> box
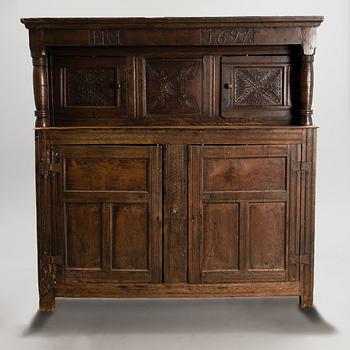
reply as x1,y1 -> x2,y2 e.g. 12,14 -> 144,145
21,16 -> 322,311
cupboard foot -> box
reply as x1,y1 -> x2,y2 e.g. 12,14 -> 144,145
39,294 -> 55,312
299,295 -> 313,308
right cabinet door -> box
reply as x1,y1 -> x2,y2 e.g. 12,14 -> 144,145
189,144 -> 301,283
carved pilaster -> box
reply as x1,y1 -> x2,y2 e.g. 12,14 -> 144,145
32,48 -> 50,127
299,54 -> 314,126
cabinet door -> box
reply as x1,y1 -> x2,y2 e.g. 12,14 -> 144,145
189,144 -> 300,283
53,145 -> 162,284
52,56 -> 133,124
221,56 -> 293,123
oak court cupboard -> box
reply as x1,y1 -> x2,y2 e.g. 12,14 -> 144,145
21,16 -> 323,311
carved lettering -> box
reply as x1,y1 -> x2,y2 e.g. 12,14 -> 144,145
201,28 -> 254,45
90,29 -> 120,45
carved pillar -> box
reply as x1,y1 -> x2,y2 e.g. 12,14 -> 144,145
299,54 -> 314,126
31,48 -> 50,127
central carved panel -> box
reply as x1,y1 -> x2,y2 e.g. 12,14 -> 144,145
145,58 -> 203,115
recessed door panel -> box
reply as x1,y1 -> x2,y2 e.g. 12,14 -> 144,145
65,203 -> 102,270
111,204 -> 149,271
248,203 -> 286,270
65,158 -> 148,191
202,203 -> 239,271
204,157 -> 286,191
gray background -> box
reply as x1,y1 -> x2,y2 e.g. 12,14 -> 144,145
1,0 -> 349,349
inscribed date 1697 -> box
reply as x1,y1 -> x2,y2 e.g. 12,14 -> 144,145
201,28 -> 254,45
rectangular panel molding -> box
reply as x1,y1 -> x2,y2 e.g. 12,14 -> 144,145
111,204 -> 149,271
22,16 -> 322,311
65,203 -> 102,270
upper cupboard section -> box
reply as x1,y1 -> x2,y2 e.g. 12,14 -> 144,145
49,47 -> 297,125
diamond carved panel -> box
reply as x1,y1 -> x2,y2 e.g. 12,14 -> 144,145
233,67 -> 283,106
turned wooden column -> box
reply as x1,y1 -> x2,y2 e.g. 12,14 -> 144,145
31,48 -> 50,127
298,54 -> 314,126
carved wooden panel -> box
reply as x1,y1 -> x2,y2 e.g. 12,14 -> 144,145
144,58 -> 203,116
233,67 -> 283,106
221,56 -> 291,120
52,56 -> 129,122
66,68 -> 116,106
189,145 -> 292,284
111,204 -> 149,270
65,203 -> 102,269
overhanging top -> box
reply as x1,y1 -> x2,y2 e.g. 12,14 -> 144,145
21,16 -> 324,29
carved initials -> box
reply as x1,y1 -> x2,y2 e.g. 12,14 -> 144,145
90,30 -> 120,45
201,28 -> 254,45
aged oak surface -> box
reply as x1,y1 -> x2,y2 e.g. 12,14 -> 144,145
22,16 -> 322,311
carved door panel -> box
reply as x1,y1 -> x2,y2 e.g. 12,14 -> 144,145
52,56 -> 133,124
140,57 -> 208,118
188,144 -> 301,283
52,145 -> 162,284
221,56 -> 293,123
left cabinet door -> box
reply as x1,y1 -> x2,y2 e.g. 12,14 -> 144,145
51,56 -> 134,124
52,145 -> 162,284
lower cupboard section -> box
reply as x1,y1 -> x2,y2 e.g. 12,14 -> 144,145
52,143 -> 301,285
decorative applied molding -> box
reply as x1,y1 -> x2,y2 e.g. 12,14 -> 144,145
66,68 -> 116,106
146,61 -> 200,113
89,29 -> 120,45
233,67 -> 283,106
201,28 -> 254,45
